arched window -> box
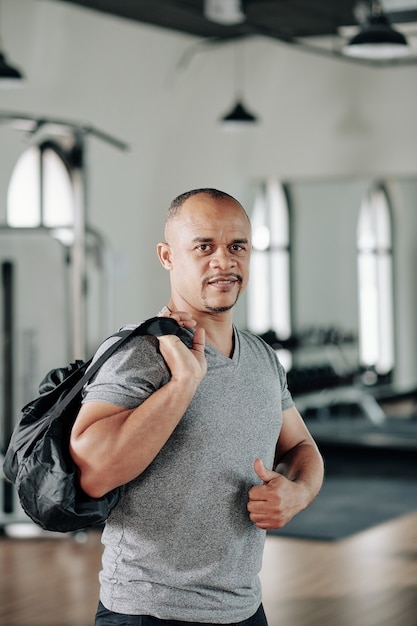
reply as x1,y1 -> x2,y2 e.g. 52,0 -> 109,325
248,179 -> 292,340
357,184 -> 394,382
7,142 -> 74,231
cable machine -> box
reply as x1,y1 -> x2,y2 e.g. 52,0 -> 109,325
0,112 -> 128,529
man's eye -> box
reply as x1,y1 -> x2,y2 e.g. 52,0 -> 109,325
197,244 -> 211,251
230,244 -> 245,252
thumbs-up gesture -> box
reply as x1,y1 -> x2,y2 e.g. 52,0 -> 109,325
247,458 -> 307,530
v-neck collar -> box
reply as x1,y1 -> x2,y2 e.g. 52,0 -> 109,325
204,326 -> 239,364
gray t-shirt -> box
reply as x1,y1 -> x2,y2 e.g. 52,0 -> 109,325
83,324 -> 294,623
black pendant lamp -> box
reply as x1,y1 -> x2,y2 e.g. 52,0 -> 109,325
0,1 -> 24,88
220,44 -> 259,129
0,50 -> 24,86
343,1 -> 409,60
221,100 -> 258,125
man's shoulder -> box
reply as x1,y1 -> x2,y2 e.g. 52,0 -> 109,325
91,323 -> 157,363
235,327 -> 279,360
235,326 -> 273,347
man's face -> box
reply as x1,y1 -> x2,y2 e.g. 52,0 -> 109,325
160,194 -> 252,316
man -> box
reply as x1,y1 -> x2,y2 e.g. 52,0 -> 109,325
70,188 -> 324,626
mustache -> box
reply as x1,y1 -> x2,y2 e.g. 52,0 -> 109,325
204,273 -> 243,285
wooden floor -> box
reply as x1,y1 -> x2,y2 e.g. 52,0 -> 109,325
1,512 -> 417,626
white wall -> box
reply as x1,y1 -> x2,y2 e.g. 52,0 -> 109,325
1,0 -> 417,385
387,179 -> 417,387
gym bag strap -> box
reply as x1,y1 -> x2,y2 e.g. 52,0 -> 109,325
2,316 -> 183,533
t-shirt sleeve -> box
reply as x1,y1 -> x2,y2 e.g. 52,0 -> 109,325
82,334 -> 170,409
277,359 -> 295,411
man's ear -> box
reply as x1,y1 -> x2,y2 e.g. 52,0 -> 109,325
157,242 -> 173,269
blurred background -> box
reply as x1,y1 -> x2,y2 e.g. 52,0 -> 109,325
0,3 -> 417,623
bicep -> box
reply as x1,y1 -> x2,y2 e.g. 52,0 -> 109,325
71,401 -> 133,441
69,401 -> 135,496
274,405 -> 317,464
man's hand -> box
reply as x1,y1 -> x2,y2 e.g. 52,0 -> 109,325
247,458 -> 309,530
157,327 -> 207,385
158,307 -> 197,329
157,307 -> 207,383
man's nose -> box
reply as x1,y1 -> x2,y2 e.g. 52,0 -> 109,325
210,247 -> 236,269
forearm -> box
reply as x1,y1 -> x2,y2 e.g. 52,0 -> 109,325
70,375 -> 199,498
274,440 -> 324,509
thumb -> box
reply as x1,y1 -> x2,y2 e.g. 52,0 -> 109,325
254,458 -> 276,484
192,327 -> 205,353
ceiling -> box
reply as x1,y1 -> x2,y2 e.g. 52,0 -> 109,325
54,0 -> 417,64
54,0 -> 363,39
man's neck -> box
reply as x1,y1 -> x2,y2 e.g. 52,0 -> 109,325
167,301 -> 235,358
205,324 -> 234,358
196,312 -> 234,358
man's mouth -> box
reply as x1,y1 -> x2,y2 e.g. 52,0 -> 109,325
206,274 -> 242,287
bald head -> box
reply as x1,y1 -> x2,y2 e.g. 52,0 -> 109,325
164,188 -> 250,240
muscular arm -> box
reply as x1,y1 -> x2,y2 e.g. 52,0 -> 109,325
70,328 -> 206,498
247,405 -> 324,530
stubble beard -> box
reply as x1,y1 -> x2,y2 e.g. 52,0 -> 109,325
201,283 -> 242,313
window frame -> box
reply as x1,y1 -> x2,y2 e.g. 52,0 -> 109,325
247,179 -> 293,342
357,183 -> 395,382
7,140 -> 77,231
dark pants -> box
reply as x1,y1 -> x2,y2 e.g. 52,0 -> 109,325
95,601 -> 268,626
